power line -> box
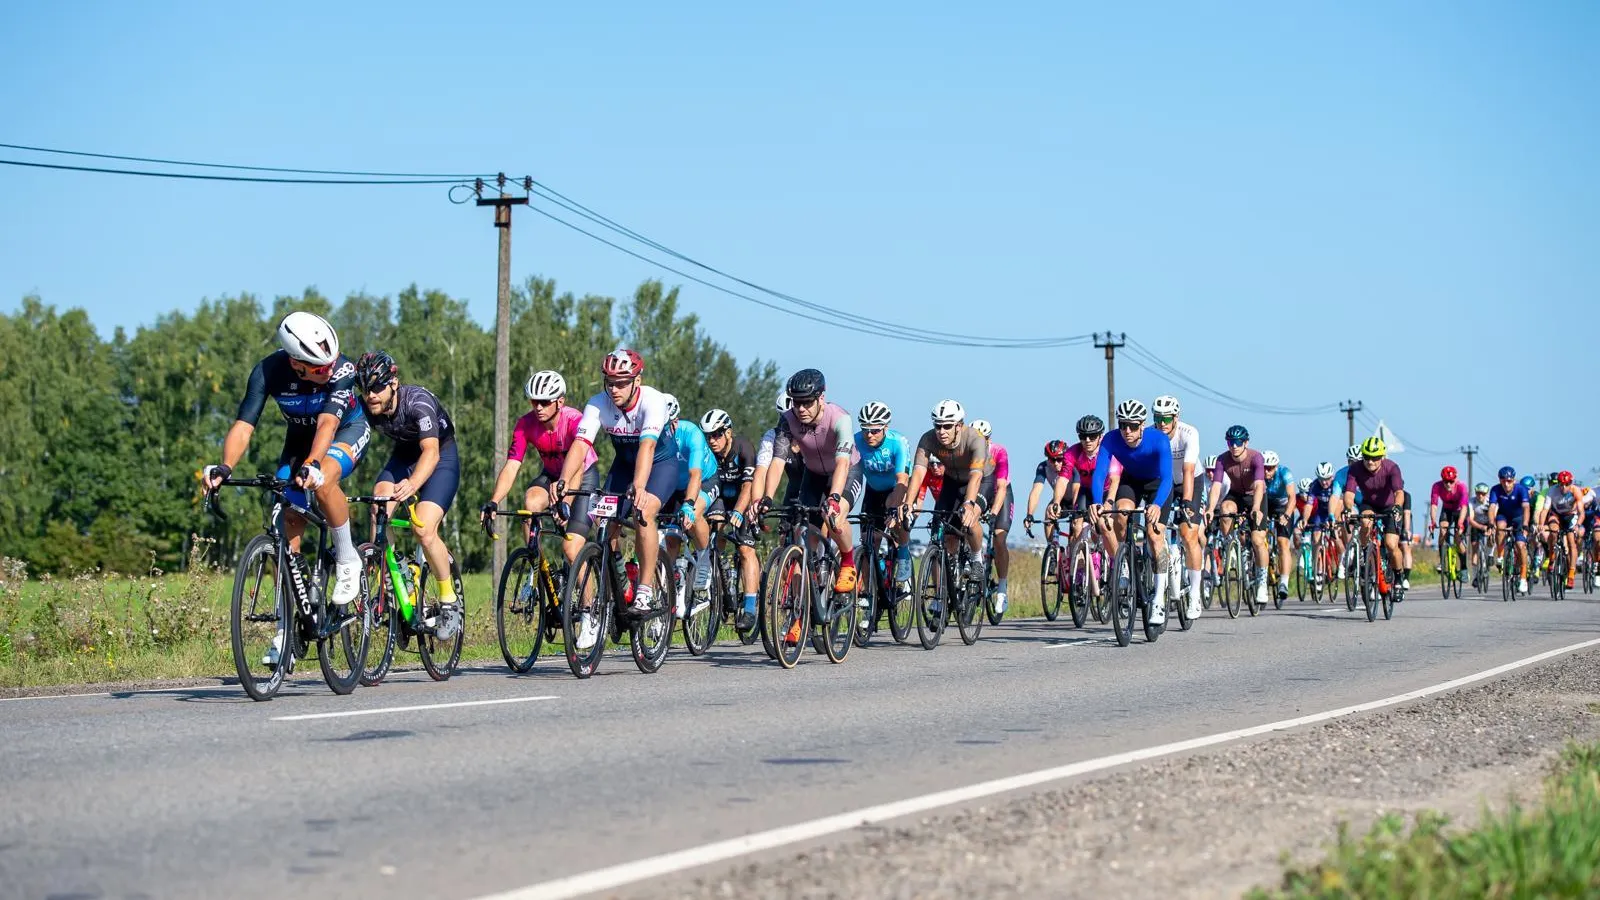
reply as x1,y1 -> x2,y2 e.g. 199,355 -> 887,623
0,157 -> 471,185
1122,338 -> 1341,416
0,141 -> 492,179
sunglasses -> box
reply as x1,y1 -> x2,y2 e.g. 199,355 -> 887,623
933,424 -> 958,432
603,379 -> 633,390
1119,422 -> 1142,431
1154,415 -> 1175,425
290,360 -> 333,377
1227,440 -> 1245,448
862,427 -> 885,436
531,398 -> 558,408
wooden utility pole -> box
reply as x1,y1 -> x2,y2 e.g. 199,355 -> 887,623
1458,445 -> 1480,489
476,174 -> 529,577
1093,332 -> 1125,424
1339,400 -> 1364,449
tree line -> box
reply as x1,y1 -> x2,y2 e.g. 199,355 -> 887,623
0,278 -> 781,574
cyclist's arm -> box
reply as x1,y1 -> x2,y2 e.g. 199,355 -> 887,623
632,438 -> 658,497
963,466 -> 984,506
220,420 -> 255,470
304,412 -> 342,471
488,457 -> 523,506
406,436 -> 442,489
1025,481 -> 1045,520
560,402 -> 603,491
1180,461 -> 1195,504
1251,478 -> 1266,515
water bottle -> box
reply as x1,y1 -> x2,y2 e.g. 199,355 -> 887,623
623,558 -> 639,605
400,561 -> 419,621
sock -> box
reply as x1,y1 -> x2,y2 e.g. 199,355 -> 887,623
1187,569 -> 1202,599
331,521 -> 357,563
436,578 -> 456,603
896,545 -> 911,561
742,593 -> 758,614
841,548 -> 855,568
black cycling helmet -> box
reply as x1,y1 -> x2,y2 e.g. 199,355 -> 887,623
1075,415 -> 1105,438
1548,471 -> 1562,486
355,351 -> 398,393
1225,424 -> 1250,445
785,368 -> 826,401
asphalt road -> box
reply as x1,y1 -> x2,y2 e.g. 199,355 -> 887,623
3,588 -> 1597,900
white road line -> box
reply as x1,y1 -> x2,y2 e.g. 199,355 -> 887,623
469,635 -> 1600,900
0,685 -> 241,703
271,695 -> 558,722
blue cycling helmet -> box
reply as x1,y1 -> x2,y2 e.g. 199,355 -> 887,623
1497,466 -> 1515,480
1225,424 -> 1250,445
1520,475 -> 1536,490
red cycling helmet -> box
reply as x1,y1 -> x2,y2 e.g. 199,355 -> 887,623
1559,470 -> 1574,486
601,348 -> 644,379
1440,465 -> 1457,482
1044,440 -> 1068,462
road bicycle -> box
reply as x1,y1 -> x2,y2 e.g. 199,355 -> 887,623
483,507 -> 566,674
759,503 -> 859,667
1100,506 -> 1163,647
1498,526 -> 1525,602
209,475 -> 370,701
1305,523 -> 1340,604
559,490 -> 674,678
852,511 -> 913,646
1548,522 -> 1572,602
1431,520 -> 1464,599
696,510 -> 763,649
354,494 -> 465,683
1212,511 -> 1262,619
909,508 -> 990,649
1160,510 -> 1195,631
1468,525 -> 1494,593
1058,510 -> 1111,628
1025,515 -> 1067,623
1581,530 -> 1597,595
1345,510 -> 1402,622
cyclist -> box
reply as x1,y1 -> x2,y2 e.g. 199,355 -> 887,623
1206,425 -> 1269,608
1538,470 -> 1583,589
902,400 -> 990,589
660,394 -> 717,619
355,352 -> 463,638
971,419 -> 1014,613
1087,399 -> 1172,626
756,368 -> 863,644
1153,396 -> 1204,618
1466,483 -> 1494,573
1342,436 -> 1408,595
203,312 -> 369,665
1301,463 -> 1343,584
481,370 -> 598,567
701,408 -> 762,631
1023,439 -> 1069,543
855,401 -> 914,601
1263,451 -> 1297,601
1331,445 -> 1363,578
753,388 -> 798,502
1522,475 -> 1545,578
1427,465 -> 1469,576
556,348 -> 680,650
916,455 -> 947,508
1046,416 -> 1123,536
1488,467 -> 1532,594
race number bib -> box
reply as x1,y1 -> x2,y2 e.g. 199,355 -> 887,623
592,494 -> 621,520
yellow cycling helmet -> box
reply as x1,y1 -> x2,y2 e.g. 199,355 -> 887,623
1359,436 -> 1387,459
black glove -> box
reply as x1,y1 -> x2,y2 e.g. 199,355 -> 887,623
479,500 -> 498,522
205,463 -> 232,486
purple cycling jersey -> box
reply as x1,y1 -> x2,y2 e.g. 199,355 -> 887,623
1213,449 -> 1264,499
1346,459 -> 1405,509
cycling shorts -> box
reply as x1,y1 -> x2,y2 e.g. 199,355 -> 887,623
275,417 -> 371,508
1114,476 -> 1164,507
1356,503 -> 1405,536
862,485 -> 897,520
376,439 -> 461,515
1222,493 -> 1265,531
790,465 -> 864,519
528,467 -> 600,540
984,482 -> 1015,531
603,454 -> 681,510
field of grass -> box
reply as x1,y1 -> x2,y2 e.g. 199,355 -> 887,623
1249,740 -> 1600,898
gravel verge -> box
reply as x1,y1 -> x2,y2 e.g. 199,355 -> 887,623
660,647 -> 1600,900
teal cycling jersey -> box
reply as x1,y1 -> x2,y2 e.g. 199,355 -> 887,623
856,429 -> 912,492
1333,465 -> 1363,504
672,421 -> 718,491
1266,466 -> 1295,500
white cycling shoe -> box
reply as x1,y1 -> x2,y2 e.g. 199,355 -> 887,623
576,612 -> 600,650
332,557 -> 362,608
893,557 -> 912,584
992,591 -> 1008,614
262,633 -> 284,667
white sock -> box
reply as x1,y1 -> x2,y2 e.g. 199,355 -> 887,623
997,577 -> 1008,592
1154,572 -> 1168,600
1187,569 -> 1203,599
331,521 -> 357,563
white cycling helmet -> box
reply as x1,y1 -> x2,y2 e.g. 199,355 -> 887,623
1347,444 -> 1362,462
1152,395 -> 1181,417
1263,450 -> 1280,467
277,311 -> 340,366
661,393 -> 680,421
524,369 -> 566,401
775,388 -> 792,413
931,399 -> 965,425
700,408 -> 733,434
1315,461 -> 1334,479
1203,454 -> 1219,470
857,400 -> 892,427
1298,477 -> 1312,493
1114,398 -> 1148,424
971,419 -> 993,439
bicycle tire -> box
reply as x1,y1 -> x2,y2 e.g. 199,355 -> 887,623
1040,544 -> 1062,621
1109,544 -> 1134,647
358,542 -> 398,686
415,555 -> 465,681
1380,550 -> 1395,620
631,555 -> 674,674
1361,545 -> 1379,622
495,547 -> 544,673
766,544 -> 809,668
851,543 -> 877,649
1221,539 -> 1242,619
914,545 -> 948,650
887,555 -> 914,644
1067,540 -> 1091,629
231,534 -> 289,702
955,561 -> 985,646
757,544 -> 782,659
314,550 -> 367,696
681,552 -> 718,656
822,580 -> 857,663
1141,546 -> 1164,644
561,542 -> 607,679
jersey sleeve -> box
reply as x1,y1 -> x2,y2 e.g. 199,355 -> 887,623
574,399 -> 603,445
688,429 -> 713,475
638,392 -> 667,442
832,412 -> 855,458
756,428 -> 777,468
1033,461 -> 1051,486
1152,435 -> 1174,508
507,415 -> 531,462
1250,453 -> 1265,485
235,359 -> 271,426
993,445 -> 1010,481
411,390 -> 442,442
1181,426 -> 1201,467
321,360 -> 358,421
892,433 -> 912,476
1091,437 -> 1114,505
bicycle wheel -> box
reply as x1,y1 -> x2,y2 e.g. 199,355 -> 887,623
887,554 -> 914,644
765,544 -> 809,668
983,554 -> 1003,628
1040,544 -> 1062,621
315,552 -> 367,696
1308,536 -> 1325,604
1293,554 -> 1305,602
358,542 -> 398,686
1360,545 -> 1379,622
1501,547 -> 1514,602
231,534 -> 289,702
1109,544 -> 1134,647
1067,540 -> 1091,629
914,546 -> 949,650
1551,543 -> 1567,601
561,542 -> 606,679
495,547 -> 545,673
630,555 -> 674,674
852,544 -> 878,649
1221,538 -> 1243,619
1584,551 -> 1596,595
1380,551 -> 1395,620
1141,549 -> 1164,644
1091,546 -> 1112,624
955,564 -> 985,646
416,555 -> 465,680
822,579 -> 858,663
1168,549 -> 1192,632
681,551 -> 718,656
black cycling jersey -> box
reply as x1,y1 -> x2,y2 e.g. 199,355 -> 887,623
236,350 -> 362,438
365,384 -> 456,449
713,435 -> 756,501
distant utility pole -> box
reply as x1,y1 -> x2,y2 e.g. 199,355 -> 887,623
1093,332 -> 1126,424
1339,400 -> 1364,449
1459,445 -> 1480,489
476,174 -> 530,577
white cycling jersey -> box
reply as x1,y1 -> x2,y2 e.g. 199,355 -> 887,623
575,384 -> 676,465
1166,421 -> 1201,470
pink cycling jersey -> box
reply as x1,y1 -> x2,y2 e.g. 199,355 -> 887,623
1063,442 -> 1121,488
989,442 -> 1011,481
1430,480 -> 1468,511
508,405 -> 596,478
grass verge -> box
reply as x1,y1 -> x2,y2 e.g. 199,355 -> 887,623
1249,740 -> 1600,898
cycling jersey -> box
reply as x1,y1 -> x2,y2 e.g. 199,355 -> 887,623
237,350 -> 364,437
1034,459 -> 1064,487
1430,480 -> 1469,512
575,384 -> 678,466
1346,459 -> 1404,509
755,417 -> 794,469
918,466 -> 945,505
1544,484 -> 1581,517
857,429 -> 912,492
1213,449 -> 1265,500
1488,482 -> 1530,519
1091,428 -> 1173,507
1333,465 -> 1363,504
1469,498 -> 1492,525
1265,466 -> 1295,501
775,404 -> 858,475
989,442 -> 1011,482
1302,477 -> 1336,522
366,384 -> 455,449
1162,421 -> 1201,484
509,405 -> 597,478
712,435 -> 757,502
672,420 -> 719,491
1061,442 -> 1121,490
915,425 -> 990,481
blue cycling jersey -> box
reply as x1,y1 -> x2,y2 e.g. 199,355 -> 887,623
856,429 -> 912,492
673,421 -> 718,490
1091,429 -> 1173,507
1488,482 -> 1530,518
1266,466 -> 1295,500
1333,465 -> 1363,504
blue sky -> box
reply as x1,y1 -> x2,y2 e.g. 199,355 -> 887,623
2,1 -> 1595,492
